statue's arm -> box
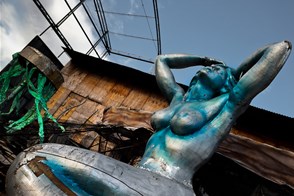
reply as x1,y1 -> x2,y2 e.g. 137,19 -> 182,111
233,46 -> 268,79
155,54 -> 223,101
156,54 -> 223,69
230,41 -> 291,106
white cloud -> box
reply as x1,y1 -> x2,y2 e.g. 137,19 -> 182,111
100,0 -> 140,33
40,0 -> 107,60
128,0 -> 140,15
0,0 -> 46,69
0,0 -> 107,70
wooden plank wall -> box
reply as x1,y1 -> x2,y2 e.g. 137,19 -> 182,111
48,60 -> 167,125
47,60 -> 294,189
46,60 -> 166,157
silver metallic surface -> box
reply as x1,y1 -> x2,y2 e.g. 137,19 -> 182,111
6,143 -> 194,196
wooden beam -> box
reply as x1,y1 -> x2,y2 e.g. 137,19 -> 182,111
218,130 -> 294,188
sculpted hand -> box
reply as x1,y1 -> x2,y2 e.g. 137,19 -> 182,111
203,57 -> 225,66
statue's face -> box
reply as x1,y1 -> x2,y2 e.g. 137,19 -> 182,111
185,65 -> 228,101
197,64 -> 227,90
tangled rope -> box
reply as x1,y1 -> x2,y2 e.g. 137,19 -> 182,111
0,53 -> 64,142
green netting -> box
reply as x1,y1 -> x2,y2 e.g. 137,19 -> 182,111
0,53 -> 64,143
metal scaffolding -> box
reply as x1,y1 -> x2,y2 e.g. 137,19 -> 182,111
32,0 -> 161,64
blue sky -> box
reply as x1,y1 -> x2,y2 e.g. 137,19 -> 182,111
1,0 -> 294,117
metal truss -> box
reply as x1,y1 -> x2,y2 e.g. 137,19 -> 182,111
33,0 -> 161,64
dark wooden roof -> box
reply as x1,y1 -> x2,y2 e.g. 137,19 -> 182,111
65,48 -> 160,92
236,106 -> 294,150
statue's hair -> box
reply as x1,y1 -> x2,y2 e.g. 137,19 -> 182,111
189,64 -> 237,95
218,64 -> 237,94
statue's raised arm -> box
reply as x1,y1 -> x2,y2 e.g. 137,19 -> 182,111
229,40 -> 292,108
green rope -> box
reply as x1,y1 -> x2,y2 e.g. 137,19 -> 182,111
6,107 -> 37,133
27,72 -> 65,142
0,54 -> 25,103
1,52 -> 64,142
0,89 -> 24,116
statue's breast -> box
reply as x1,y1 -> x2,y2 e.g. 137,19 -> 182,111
151,94 -> 229,136
170,107 -> 207,135
171,95 -> 229,136
150,104 -> 181,131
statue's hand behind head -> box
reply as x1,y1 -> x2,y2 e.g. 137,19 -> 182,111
203,57 -> 225,67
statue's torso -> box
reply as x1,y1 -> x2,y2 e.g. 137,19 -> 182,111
140,94 -> 231,181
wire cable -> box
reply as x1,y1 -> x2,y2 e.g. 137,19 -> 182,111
103,10 -> 155,19
140,0 -> 157,50
108,31 -> 156,41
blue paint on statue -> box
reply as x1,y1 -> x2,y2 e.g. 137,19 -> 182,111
42,159 -> 94,195
138,41 -> 292,185
42,159 -> 127,196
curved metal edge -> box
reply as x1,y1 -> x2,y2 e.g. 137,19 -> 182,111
20,46 -> 64,88
6,143 -> 195,196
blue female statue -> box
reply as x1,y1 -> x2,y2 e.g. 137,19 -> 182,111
139,41 -> 292,185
